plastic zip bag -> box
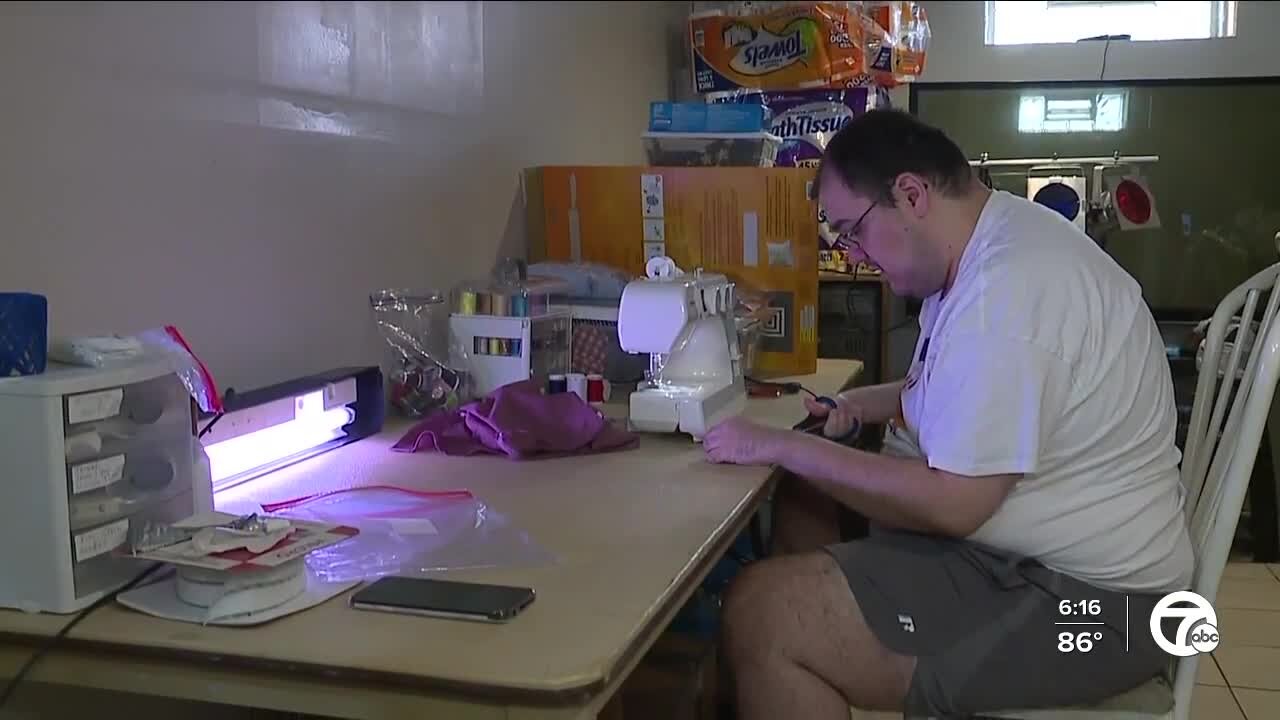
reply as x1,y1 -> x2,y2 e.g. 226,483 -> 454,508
259,486 -> 557,582
136,325 -> 224,414
369,289 -> 467,418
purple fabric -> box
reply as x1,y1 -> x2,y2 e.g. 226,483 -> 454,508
391,380 -> 638,459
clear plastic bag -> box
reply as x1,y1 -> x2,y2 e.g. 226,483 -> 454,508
863,1 -> 930,85
689,1 -> 930,98
135,326 -> 223,414
39,325 -> 223,414
258,486 -> 558,582
369,289 -> 468,418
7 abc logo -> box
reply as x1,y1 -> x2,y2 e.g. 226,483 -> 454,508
1150,591 -> 1221,657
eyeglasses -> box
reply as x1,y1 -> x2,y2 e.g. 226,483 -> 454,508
834,202 -> 876,250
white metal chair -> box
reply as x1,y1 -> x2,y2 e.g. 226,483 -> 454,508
982,243 -> 1280,720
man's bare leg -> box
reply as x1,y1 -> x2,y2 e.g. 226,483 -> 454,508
770,474 -> 844,555
721,552 -> 915,719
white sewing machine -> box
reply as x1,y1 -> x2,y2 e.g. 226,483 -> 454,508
617,257 -> 746,440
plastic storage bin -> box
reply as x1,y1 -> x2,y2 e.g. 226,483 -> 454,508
642,132 -> 782,167
0,356 -> 208,613
450,278 -> 572,397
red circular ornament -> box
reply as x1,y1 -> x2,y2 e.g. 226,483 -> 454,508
1115,180 -> 1152,225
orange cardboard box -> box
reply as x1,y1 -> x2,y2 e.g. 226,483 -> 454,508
524,166 -> 818,377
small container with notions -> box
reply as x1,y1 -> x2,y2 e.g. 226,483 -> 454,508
450,276 -> 572,398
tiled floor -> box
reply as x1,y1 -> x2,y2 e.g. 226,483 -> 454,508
1185,561 -> 1280,719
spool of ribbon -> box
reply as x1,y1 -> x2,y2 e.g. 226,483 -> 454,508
175,558 -> 308,624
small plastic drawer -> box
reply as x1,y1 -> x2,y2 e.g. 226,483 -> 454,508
71,489 -> 195,600
65,409 -> 194,468
62,373 -> 192,442
66,434 -> 195,532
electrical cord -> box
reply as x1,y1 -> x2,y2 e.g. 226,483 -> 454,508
196,387 -> 235,439
197,411 -> 224,439
0,562 -> 162,711
1079,33 -> 1128,81
744,376 -> 821,399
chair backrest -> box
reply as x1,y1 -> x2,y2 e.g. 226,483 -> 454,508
1172,241 -> 1280,718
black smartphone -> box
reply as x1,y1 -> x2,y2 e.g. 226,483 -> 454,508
349,576 -> 536,623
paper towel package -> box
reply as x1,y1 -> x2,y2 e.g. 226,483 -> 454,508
524,166 -> 819,377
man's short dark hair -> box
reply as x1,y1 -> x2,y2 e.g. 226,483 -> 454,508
812,109 -> 973,203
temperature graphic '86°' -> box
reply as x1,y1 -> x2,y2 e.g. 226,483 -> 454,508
1058,630 -> 1104,653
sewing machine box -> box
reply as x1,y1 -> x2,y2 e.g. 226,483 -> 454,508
523,166 -> 818,377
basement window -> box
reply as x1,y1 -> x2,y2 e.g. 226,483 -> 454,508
1018,91 -> 1127,134
986,1 -> 1237,46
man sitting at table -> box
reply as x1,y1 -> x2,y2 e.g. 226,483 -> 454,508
702,109 -> 1193,720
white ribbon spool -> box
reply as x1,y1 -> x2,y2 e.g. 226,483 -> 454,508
176,558 -> 308,623
645,255 -> 682,279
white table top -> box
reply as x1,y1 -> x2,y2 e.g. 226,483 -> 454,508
0,361 -> 860,706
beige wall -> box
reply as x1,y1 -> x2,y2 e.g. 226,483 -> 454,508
0,1 -> 684,392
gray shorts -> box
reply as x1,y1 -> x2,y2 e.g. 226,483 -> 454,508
825,528 -> 1173,718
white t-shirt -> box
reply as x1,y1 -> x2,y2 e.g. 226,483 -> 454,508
892,190 -> 1194,594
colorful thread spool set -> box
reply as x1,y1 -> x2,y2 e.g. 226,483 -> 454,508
457,288 -> 541,358
547,373 -> 609,403
472,336 -> 523,357
457,289 -> 536,319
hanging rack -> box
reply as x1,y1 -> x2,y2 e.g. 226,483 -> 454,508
969,151 -> 1159,168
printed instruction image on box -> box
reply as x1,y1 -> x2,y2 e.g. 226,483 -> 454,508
524,166 -> 818,376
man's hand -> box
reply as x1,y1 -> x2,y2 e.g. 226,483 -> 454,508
703,417 -> 787,466
803,394 -> 862,439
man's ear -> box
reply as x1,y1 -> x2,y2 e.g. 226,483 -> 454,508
894,173 -> 930,218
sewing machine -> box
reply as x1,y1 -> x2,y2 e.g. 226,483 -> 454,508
617,257 -> 746,440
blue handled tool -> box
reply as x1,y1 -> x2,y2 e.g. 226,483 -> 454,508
744,377 -> 860,444
793,396 -> 860,444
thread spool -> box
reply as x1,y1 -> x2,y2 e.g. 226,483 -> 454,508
548,374 -> 567,394
489,337 -> 502,355
476,293 -> 492,315
458,291 -> 477,315
587,374 -> 606,403
491,293 -> 510,317
473,337 -> 486,355
510,293 -> 528,318
566,373 -> 587,402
